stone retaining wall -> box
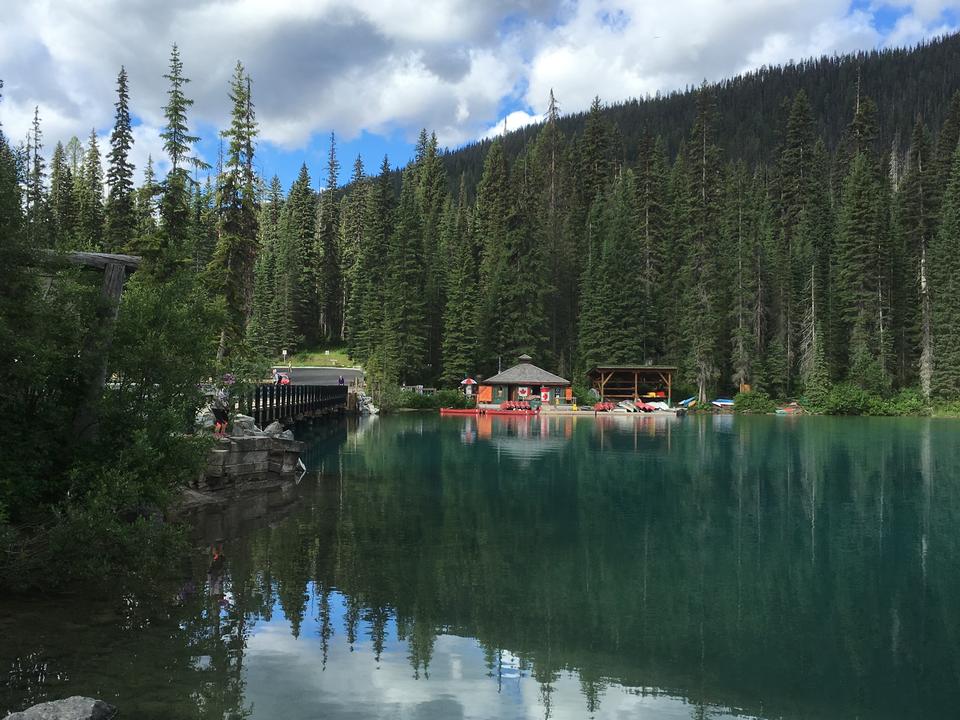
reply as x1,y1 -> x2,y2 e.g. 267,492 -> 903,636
197,435 -> 305,491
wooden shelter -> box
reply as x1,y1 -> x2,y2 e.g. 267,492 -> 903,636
587,365 -> 676,404
479,354 -> 570,405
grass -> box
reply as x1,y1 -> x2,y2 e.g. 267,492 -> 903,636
286,346 -> 356,368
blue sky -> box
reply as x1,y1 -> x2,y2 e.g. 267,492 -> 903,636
2,1 -> 959,191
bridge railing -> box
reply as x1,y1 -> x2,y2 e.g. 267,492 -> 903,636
242,384 -> 348,427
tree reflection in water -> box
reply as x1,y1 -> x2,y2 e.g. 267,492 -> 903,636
3,415 -> 960,720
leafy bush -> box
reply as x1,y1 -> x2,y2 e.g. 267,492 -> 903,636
819,382 -> 873,415
868,388 -> 930,416
571,384 -> 595,406
734,390 -> 775,414
393,388 -> 475,410
932,400 -> 960,417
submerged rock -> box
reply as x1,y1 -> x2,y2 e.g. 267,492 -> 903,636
5,696 -> 117,720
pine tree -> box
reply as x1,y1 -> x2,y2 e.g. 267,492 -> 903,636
634,133 -> 670,362
797,141 -> 834,393
577,192 -> 609,372
315,132 -> 342,342
160,44 -> 203,174
416,131 -> 448,381
680,86 -> 724,403
532,91 -> 577,372
153,44 -> 207,276
931,141 -> 960,398
357,156 -> 393,363
475,140 -> 512,373
341,156 -> 366,356
49,141 -> 77,249
726,163 -> 758,390
580,97 -> 615,206
210,61 -> 260,359
76,129 -> 103,250
898,119 -> 935,396
249,175 -> 284,354
281,164 -> 318,345
835,152 -> 888,392
773,90 -> 818,394
381,170 -> 427,383
135,155 -> 158,241
104,66 -> 136,251
440,179 -> 477,384
24,106 -> 48,248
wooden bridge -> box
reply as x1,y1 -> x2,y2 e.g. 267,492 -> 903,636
243,384 -> 349,427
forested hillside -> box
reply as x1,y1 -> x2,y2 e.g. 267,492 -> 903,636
13,35 -> 960,407
444,33 -> 960,197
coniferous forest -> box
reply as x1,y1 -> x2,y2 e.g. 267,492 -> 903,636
11,35 -> 960,409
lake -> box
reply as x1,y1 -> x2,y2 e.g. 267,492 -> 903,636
2,413 -> 959,719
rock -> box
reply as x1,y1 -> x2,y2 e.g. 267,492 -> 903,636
5,696 -> 118,720
263,421 -> 284,436
196,408 -> 216,431
279,429 -> 295,440
229,414 -> 266,436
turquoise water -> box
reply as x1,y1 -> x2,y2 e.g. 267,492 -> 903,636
3,413 -> 960,719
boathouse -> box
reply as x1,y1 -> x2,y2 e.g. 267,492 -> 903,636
478,354 -> 570,405
586,365 -> 676,404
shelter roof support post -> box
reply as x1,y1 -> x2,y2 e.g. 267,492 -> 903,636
73,261 -> 129,442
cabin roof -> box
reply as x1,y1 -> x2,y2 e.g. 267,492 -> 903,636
483,360 -> 570,386
587,365 -> 678,375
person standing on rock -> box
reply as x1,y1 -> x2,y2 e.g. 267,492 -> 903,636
212,384 -> 230,438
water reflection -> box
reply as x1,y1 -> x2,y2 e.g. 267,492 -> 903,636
3,415 -> 960,720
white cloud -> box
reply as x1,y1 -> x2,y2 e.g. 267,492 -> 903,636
481,110 -> 543,141
0,0 -> 957,176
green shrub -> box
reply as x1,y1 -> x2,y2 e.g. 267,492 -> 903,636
435,389 -> 473,408
734,390 -> 776,414
820,383 -> 873,415
933,400 -> 960,417
572,384 -> 594,405
393,389 -> 475,410
868,388 -> 930,416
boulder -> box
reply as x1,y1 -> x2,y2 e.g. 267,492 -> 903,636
279,429 -> 295,440
196,408 -> 216,431
230,414 -> 262,436
5,697 -> 117,720
263,421 -> 284,436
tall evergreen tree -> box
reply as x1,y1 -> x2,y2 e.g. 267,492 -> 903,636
249,175 -> 284,354
24,106 -> 47,248
152,43 -> 207,276
49,141 -> 77,249
134,155 -> 158,242
210,61 -> 259,359
680,86 -> 724,403
440,179 -> 477,384
356,156 -> 393,363
315,132 -> 342,342
381,170 -> 427,383
104,66 -> 136,251
282,164 -> 318,345
475,139 -> 512,373
835,152 -> 888,392
416,131 -> 448,381
898,120 -> 935,395
76,129 -> 104,250
930,141 -> 960,398
340,156 -> 366,355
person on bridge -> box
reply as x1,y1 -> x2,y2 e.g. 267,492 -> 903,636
338,375 -> 345,386
272,368 -> 281,385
